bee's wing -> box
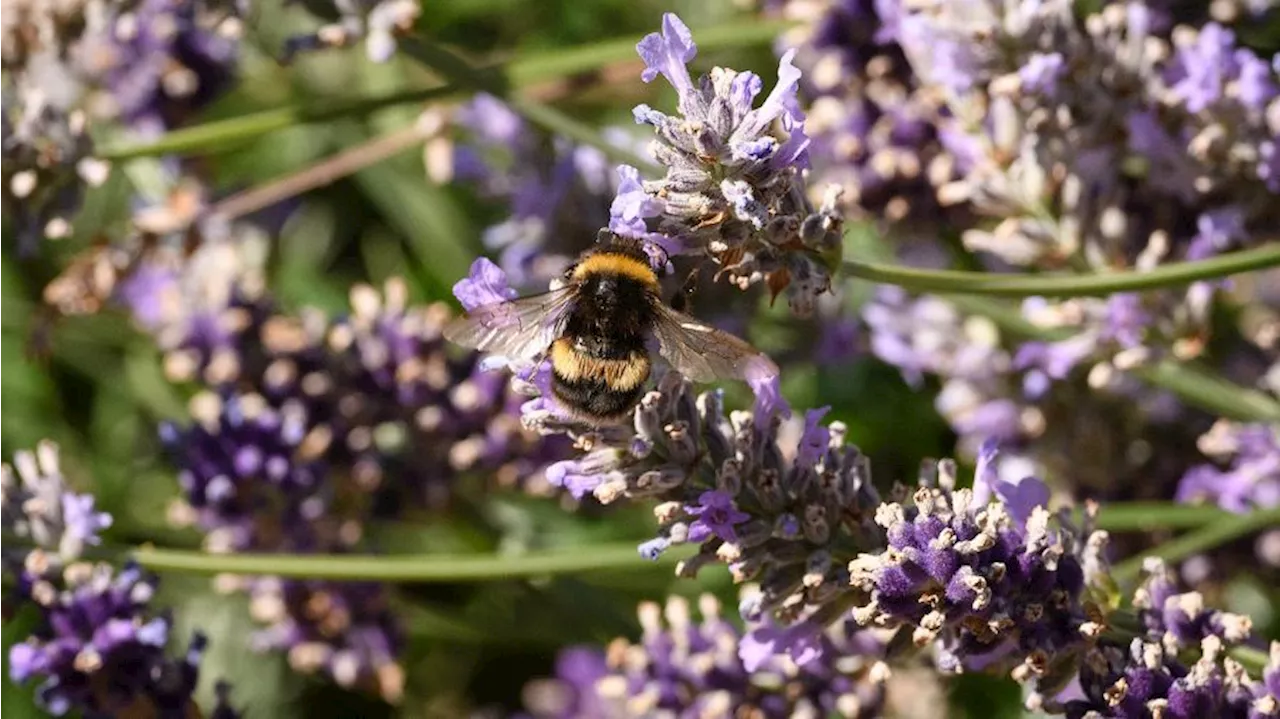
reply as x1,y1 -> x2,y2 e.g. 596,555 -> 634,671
651,304 -> 778,383
444,288 -> 575,361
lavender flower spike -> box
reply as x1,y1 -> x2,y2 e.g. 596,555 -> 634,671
7,562 -> 240,719
519,593 -> 888,718
537,370 -> 881,638
848,459 -> 1108,692
2,441 -> 112,565
624,13 -> 842,314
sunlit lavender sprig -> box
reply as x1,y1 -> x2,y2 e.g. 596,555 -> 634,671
2,443 -> 238,719
281,0 -> 420,63
519,593 -> 889,719
526,366 -> 880,630
8,563 -> 241,719
618,13 -> 843,315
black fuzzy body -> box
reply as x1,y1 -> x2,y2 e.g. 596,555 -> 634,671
549,249 -> 659,421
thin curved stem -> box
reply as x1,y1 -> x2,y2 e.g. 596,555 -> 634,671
1093,503 -> 1230,531
95,18 -> 789,161
398,38 -> 659,173
841,243 -> 1280,297
1111,507 -> 1280,585
132,542 -> 687,581
98,84 -> 457,160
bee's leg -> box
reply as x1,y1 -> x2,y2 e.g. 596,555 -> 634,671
670,266 -> 701,314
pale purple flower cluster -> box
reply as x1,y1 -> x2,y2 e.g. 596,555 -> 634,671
281,0 -> 420,63
7,563 -> 239,719
159,279 -> 564,699
772,0 -> 968,227
78,0 -> 243,136
2,0 -> 242,251
622,12 -> 843,315
519,594 -> 888,719
863,280 -> 1227,510
1176,420 -> 1280,512
1,441 -> 112,573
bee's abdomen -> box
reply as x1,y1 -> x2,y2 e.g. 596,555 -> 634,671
549,337 -> 651,421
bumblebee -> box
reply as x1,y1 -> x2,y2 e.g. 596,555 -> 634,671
444,237 -> 777,423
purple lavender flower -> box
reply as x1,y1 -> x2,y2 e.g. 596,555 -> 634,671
160,279 -> 566,697
77,0 -> 242,135
684,490 -> 751,543
1053,636 -> 1277,719
2,441 -> 112,567
7,561 -> 240,719
533,368 -> 880,631
1176,421 -> 1280,512
519,594 -> 888,719
623,13 -> 843,315
1132,558 -> 1254,651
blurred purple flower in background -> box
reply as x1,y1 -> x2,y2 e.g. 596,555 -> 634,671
445,94 -> 633,290
519,594 -> 888,718
6,563 -> 234,719
1177,421 -> 1280,512
159,278 -> 567,698
282,0 -> 421,63
1,441 -> 111,570
2,444 -> 238,718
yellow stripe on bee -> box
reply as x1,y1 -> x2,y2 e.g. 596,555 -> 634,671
572,252 -> 659,290
550,339 -> 650,391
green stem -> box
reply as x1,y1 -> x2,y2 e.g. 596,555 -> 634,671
947,295 -> 1280,422
96,19 -> 788,161
132,542 -> 686,581
1094,503 -> 1231,532
1229,645 -> 1271,674
1111,507 -> 1280,585
399,38 -> 659,172
97,84 -> 457,160
512,18 -> 792,83
841,243 -> 1280,297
